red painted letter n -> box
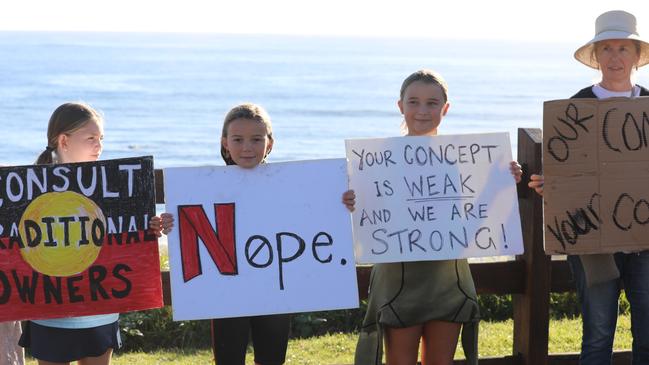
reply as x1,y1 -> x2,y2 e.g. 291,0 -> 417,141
178,204 -> 237,282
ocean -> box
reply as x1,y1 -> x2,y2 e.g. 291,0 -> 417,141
1,32 -> 648,167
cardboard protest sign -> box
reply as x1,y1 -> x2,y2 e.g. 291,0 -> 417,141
543,96 -> 649,254
346,133 -> 523,264
164,159 -> 358,321
0,156 -> 163,321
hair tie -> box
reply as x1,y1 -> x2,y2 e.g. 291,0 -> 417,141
45,146 -> 54,152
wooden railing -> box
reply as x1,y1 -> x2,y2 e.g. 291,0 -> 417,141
154,128 -> 632,365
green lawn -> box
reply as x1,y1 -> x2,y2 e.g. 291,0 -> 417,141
26,315 -> 632,364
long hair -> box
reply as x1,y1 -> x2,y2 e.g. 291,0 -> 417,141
220,103 -> 274,165
36,102 -> 103,165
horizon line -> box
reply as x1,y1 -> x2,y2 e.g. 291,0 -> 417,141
0,29 -> 582,44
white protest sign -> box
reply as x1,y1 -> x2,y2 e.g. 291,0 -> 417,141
164,159 -> 358,320
346,133 -> 523,264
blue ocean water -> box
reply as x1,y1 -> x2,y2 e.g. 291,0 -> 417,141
1,32 -> 647,167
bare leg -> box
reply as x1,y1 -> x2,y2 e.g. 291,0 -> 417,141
384,324 -> 423,365
420,320 -> 461,365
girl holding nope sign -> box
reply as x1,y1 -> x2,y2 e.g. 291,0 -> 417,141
344,70 -> 522,365
163,103 -> 358,364
211,103 -> 292,365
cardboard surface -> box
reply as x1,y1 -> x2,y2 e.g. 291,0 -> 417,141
544,96 -> 649,254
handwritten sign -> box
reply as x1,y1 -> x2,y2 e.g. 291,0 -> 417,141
0,156 -> 163,322
345,133 -> 523,264
544,96 -> 649,254
164,159 -> 358,321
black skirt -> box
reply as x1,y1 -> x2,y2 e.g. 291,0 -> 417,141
19,321 -> 121,362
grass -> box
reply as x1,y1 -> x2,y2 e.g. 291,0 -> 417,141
25,315 -> 633,364
475,315 -> 631,357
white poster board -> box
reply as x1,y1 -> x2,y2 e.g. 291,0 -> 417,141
164,159 -> 358,320
346,133 -> 523,264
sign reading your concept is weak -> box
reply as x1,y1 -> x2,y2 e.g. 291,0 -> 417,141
346,133 -> 523,264
164,159 -> 358,321
0,156 -> 163,322
544,97 -> 649,254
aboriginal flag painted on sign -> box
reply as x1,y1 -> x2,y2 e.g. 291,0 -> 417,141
0,156 -> 163,321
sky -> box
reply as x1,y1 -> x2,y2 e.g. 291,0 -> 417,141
0,0 -> 647,42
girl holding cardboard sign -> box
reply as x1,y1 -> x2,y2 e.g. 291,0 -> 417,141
212,103 -> 292,365
346,70 -> 522,365
18,102 -> 173,365
529,10 -> 649,365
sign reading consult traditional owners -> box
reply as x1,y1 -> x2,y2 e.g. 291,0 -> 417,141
346,133 -> 523,264
0,156 -> 163,322
164,159 -> 358,321
544,96 -> 649,254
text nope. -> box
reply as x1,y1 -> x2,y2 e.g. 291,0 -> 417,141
177,204 -> 345,290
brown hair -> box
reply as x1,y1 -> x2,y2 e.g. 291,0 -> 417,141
220,103 -> 274,166
36,102 -> 103,165
399,69 -> 449,102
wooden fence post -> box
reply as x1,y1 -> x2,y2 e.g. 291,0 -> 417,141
512,128 -> 549,365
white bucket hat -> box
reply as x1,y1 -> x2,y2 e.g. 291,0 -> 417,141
574,10 -> 649,69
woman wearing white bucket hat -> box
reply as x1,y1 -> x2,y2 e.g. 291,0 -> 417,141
573,10 -> 649,92
529,9 -> 649,365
